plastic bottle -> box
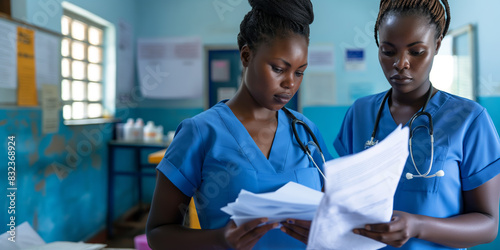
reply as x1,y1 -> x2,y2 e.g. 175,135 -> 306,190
143,121 -> 157,142
133,118 -> 144,141
155,125 -> 164,142
123,118 -> 135,141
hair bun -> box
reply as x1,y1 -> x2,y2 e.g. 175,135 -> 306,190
248,0 -> 314,25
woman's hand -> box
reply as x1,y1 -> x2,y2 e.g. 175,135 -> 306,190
281,219 -> 312,244
352,210 -> 421,248
223,218 -> 279,250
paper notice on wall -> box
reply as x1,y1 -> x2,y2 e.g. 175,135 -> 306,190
345,48 -> 366,71
0,19 -> 17,89
17,26 -> 38,106
35,32 -> 60,88
217,87 -> 236,102
301,73 -> 336,106
41,84 -> 60,134
308,45 -> 335,71
137,37 -> 202,99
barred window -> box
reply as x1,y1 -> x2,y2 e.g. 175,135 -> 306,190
61,12 -> 105,120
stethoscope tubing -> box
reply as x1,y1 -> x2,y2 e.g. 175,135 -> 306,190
282,107 -> 327,180
367,84 -> 441,179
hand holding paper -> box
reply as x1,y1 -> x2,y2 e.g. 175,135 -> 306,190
221,181 -> 323,226
307,125 -> 409,250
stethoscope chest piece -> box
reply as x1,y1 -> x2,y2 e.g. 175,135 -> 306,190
366,85 -> 445,180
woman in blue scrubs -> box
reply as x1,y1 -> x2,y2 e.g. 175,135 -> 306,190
335,0 -> 500,249
146,0 -> 332,249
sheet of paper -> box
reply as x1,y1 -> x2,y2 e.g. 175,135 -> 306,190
137,36 -> 202,99
308,125 -> 409,250
35,31 -> 60,88
221,181 -> 323,226
24,242 -> 106,250
0,19 -> 18,89
41,84 -> 60,134
0,221 -> 46,250
17,26 -> 38,106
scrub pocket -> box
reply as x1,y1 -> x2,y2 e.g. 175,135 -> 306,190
398,145 -> 448,193
294,167 -> 322,191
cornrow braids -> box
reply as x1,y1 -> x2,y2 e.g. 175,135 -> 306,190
374,0 -> 450,47
237,0 -> 314,52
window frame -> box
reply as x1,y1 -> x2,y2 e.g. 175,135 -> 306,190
60,2 -> 116,126
61,11 -> 106,121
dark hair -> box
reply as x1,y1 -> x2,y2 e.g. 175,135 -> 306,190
374,0 -> 451,47
237,0 -> 314,51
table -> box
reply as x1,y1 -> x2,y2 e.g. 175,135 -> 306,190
107,140 -> 168,237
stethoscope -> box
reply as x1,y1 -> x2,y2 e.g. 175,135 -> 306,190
282,107 -> 327,180
365,84 -> 445,180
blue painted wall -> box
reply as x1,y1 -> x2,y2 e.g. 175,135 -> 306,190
3,0 -> 500,247
0,108 -> 113,242
2,0 -> 140,243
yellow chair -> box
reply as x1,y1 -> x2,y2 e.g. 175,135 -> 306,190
148,149 -> 201,229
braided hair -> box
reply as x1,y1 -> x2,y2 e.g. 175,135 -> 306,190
237,0 -> 314,51
374,0 -> 451,47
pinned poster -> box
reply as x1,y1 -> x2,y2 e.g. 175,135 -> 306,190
41,84 -> 60,134
0,19 -> 17,89
35,31 -> 60,89
17,26 -> 37,106
345,48 -> 366,71
137,36 -> 202,99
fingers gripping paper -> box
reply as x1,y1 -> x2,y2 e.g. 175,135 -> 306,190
308,125 -> 409,250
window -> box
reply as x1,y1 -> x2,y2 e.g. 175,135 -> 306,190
430,24 -> 476,101
61,12 -> 105,120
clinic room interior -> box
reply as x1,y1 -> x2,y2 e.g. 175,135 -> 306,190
1,0 -> 500,249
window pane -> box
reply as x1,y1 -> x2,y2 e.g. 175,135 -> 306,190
62,80 -> 71,101
61,38 -> 70,57
88,64 -> 102,82
71,20 -> 87,41
63,105 -> 72,120
71,41 -> 86,60
62,58 -> 71,78
61,16 -> 71,36
72,81 -> 86,101
72,61 -> 86,80
88,46 -> 102,63
88,26 -> 102,45
88,103 -> 102,118
88,82 -> 102,101
72,102 -> 86,119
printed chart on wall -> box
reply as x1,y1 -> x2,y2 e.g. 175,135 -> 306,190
0,16 -> 61,105
137,36 -> 202,99
0,19 -> 17,90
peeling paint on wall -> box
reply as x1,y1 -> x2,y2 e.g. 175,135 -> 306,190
29,151 -> 40,167
35,179 -> 46,196
44,134 -> 66,156
91,155 -> 102,170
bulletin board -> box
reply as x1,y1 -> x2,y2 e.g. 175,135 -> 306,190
0,14 -> 62,106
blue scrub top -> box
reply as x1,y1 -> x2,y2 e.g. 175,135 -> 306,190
158,100 -> 333,250
334,90 -> 500,250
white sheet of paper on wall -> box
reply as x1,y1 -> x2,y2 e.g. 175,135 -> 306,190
211,59 -> 230,82
137,36 -> 202,99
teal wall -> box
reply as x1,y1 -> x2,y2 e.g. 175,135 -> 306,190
2,0 -> 500,248
2,0 -> 140,243
0,108 -> 113,242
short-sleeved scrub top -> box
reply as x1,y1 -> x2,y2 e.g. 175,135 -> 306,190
157,100 -> 333,249
334,90 -> 500,250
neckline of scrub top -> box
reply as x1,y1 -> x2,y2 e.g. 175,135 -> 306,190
214,100 -> 291,173
382,90 -> 444,127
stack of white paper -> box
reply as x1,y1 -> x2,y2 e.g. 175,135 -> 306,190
308,125 -> 409,250
221,181 -> 323,226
